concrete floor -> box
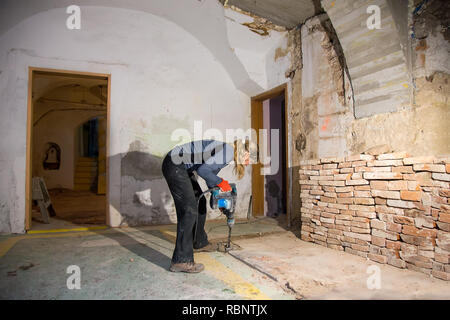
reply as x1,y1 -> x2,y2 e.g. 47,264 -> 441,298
1,217 -> 449,299
0,218 -> 293,300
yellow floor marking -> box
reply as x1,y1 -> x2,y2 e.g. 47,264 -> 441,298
0,229 -> 108,258
0,226 -> 175,258
27,226 -> 108,234
0,238 -> 21,259
195,252 -> 271,300
161,230 -> 177,242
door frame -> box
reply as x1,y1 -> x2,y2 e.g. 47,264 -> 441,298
25,67 -> 111,230
251,83 -> 290,224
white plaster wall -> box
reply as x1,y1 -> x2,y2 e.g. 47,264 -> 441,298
0,3 -> 290,233
0,0 -> 265,96
266,34 -> 291,90
224,8 -> 291,90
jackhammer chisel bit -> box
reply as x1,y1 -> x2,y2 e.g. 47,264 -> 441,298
195,184 -> 237,252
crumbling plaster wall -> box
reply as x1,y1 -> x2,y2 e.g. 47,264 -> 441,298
0,2 -> 290,233
287,15 -> 355,227
290,1 -> 449,165
286,26 -> 304,228
287,15 -> 354,162
287,2 -> 449,226
349,0 -> 450,157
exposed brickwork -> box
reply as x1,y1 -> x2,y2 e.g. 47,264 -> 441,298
299,153 -> 450,280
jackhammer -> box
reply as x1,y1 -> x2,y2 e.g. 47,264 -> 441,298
196,183 -> 237,252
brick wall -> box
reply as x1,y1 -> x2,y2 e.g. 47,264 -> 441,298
299,152 -> 450,281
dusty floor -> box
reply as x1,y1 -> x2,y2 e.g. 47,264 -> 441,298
0,219 -> 291,300
232,233 -> 450,300
32,189 -> 106,228
1,218 -> 449,299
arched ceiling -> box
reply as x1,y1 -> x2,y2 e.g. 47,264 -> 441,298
32,72 -> 108,127
0,0 -> 270,96
32,72 -> 107,103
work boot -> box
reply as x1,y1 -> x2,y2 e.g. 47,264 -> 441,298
194,241 -> 219,252
169,262 -> 204,273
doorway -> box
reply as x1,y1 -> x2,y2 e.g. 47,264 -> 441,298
251,84 -> 289,224
25,67 -> 110,231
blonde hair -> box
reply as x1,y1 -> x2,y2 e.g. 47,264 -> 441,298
233,139 -> 258,180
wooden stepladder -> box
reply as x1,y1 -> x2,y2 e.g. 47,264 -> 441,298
32,177 -> 56,223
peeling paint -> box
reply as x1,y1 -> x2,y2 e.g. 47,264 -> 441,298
285,28 -> 302,78
274,46 -> 289,62
288,27 -> 304,226
316,18 -> 348,107
295,132 -> 307,153
133,189 -> 154,207
302,95 -> 319,136
225,4 -> 286,36
241,22 -> 270,36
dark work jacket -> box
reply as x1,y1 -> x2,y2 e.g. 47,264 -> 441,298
168,140 -> 234,188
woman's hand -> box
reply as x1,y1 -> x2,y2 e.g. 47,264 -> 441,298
217,179 -> 232,192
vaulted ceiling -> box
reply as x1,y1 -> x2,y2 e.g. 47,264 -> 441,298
32,72 -> 107,104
